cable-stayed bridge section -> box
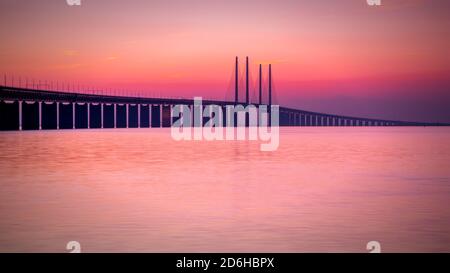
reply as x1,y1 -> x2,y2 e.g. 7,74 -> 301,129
1,57 -> 447,130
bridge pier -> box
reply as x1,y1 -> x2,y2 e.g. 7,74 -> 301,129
101,103 -> 104,129
56,102 -> 59,129
87,103 -> 90,129
114,104 -> 117,128
160,104 -> 163,128
138,104 -> 141,128
19,100 -> 22,130
72,102 -> 75,129
190,105 -> 194,128
38,101 -> 42,130
149,104 -> 152,127
126,104 -> 129,129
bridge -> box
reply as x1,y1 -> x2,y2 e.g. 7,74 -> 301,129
0,57 -> 447,130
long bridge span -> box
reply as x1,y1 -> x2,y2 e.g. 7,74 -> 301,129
0,84 -> 445,131
1,57 -> 447,130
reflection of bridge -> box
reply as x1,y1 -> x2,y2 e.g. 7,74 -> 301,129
0,57 -> 447,130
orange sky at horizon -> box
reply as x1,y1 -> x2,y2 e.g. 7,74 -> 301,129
1,0 -> 450,122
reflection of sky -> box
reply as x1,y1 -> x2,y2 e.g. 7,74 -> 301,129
1,0 -> 449,122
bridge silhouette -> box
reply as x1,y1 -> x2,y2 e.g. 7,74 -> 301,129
0,57 -> 447,130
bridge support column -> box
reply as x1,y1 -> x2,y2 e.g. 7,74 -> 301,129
87,103 -> 90,129
17,100 -> 22,130
18,100 -> 22,131
114,104 -> 117,128
126,104 -> 129,128
190,105 -> 194,127
149,105 -> 152,128
38,101 -> 42,130
170,105 -> 174,127
138,104 -> 141,128
56,102 -> 59,129
101,103 -> 104,129
72,102 -> 76,129
159,104 -> 163,128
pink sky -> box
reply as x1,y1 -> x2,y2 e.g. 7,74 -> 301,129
1,0 -> 449,122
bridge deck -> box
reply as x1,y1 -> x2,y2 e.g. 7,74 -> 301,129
1,85 -> 448,128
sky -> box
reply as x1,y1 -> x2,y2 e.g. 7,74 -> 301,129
0,0 -> 449,122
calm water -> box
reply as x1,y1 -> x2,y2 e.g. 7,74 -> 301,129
0,127 -> 449,252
